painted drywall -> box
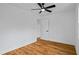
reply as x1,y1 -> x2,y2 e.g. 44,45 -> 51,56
76,40 -> 79,54
0,4 -> 39,54
40,4 -> 76,45
75,5 -> 79,55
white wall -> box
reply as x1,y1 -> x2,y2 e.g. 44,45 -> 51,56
41,5 -> 76,45
0,4 -> 39,54
76,40 -> 79,55
75,5 -> 79,55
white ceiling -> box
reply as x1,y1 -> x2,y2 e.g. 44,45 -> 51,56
2,3 -> 76,17
8,3 -> 76,12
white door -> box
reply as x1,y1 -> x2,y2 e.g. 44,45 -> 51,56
37,19 -> 49,40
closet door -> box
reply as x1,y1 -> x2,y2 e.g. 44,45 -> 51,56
37,19 -> 49,40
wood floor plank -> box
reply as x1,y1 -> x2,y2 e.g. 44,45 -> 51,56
36,39 -> 76,54
34,41 -> 69,54
3,39 -> 76,55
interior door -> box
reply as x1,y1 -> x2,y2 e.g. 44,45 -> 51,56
37,19 -> 49,40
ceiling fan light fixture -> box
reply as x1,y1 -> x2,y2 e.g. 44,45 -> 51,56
32,3 -> 56,14
41,9 -> 45,11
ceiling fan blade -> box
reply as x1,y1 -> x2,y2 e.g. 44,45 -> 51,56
45,9 -> 52,12
32,9 -> 41,10
45,5 -> 56,9
37,3 -> 42,9
39,11 -> 42,14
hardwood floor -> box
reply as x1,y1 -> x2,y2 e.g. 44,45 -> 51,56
3,39 -> 76,55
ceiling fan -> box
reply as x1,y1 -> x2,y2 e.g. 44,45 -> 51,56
32,3 -> 56,14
